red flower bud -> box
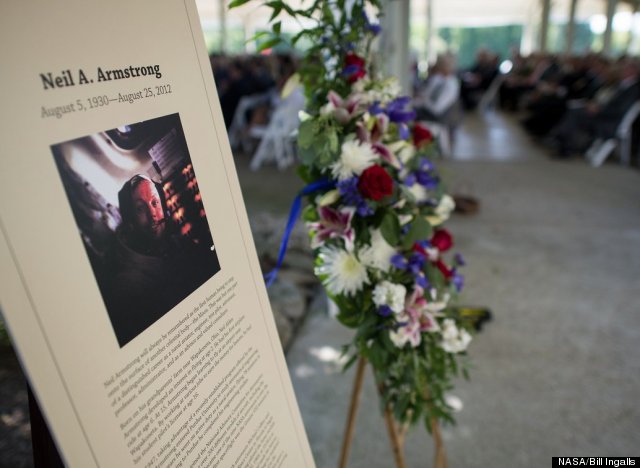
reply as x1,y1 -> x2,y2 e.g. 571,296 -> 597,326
358,165 -> 393,201
344,52 -> 367,83
435,259 -> 454,279
413,242 -> 428,257
431,228 -> 453,252
413,123 -> 434,149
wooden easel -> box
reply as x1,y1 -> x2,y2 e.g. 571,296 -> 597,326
338,356 -> 448,468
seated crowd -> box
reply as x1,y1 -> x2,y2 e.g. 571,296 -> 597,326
210,53 -> 298,130
500,52 -> 640,160
211,49 -> 639,166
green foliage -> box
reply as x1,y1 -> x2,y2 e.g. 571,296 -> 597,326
297,117 -> 341,168
402,215 -> 432,250
379,211 -> 401,246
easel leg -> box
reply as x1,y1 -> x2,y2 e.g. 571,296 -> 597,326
424,385 -> 448,468
382,403 -> 407,468
338,356 -> 368,468
431,417 -> 448,468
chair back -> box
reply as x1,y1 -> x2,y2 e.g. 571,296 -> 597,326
616,100 -> 640,138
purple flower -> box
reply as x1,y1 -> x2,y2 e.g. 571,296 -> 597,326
368,23 -> 382,35
452,271 -> 464,292
416,171 -> 438,188
408,253 -> 425,274
419,158 -> 434,172
392,252 -> 430,287
415,272 -> 430,289
369,101 -> 383,115
377,305 -> 393,317
338,177 -> 373,217
398,123 -> 410,140
391,254 -> 408,269
416,240 -> 431,249
454,252 -> 466,266
363,11 -> 382,35
386,97 -> 416,123
404,173 -> 416,187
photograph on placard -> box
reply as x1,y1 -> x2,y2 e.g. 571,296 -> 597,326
51,113 -> 221,347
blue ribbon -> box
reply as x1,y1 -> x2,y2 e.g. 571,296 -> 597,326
264,178 -> 335,287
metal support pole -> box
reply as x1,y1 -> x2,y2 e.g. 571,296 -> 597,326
539,0 -> 552,52
603,0 -> 618,56
566,0 -> 579,54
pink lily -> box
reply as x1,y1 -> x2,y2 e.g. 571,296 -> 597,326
390,314 -> 422,348
405,286 -> 440,333
327,90 -> 360,124
307,206 -> 355,251
372,142 -> 401,169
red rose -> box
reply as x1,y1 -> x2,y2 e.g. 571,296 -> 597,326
413,123 -> 434,148
358,165 -> 393,201
344,52 -> 366,83
431,228 -> 453,252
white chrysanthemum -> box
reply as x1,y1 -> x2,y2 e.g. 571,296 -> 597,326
436,194 -> 456,218
427,194 -> 456,226
317,189 -> 340,206
372,281 -> 406,314
330,140 -> 377,181
382,79 -> 402,98
440,319 -> 472,353
424,289 -> 450,315
398,145 -> 415,164
359,229 -> 396,272
315,246 -> 369,297
320,101 -> 336,116
407,183 -> 429,203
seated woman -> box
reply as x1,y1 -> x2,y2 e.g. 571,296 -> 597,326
414,54 -> 461,126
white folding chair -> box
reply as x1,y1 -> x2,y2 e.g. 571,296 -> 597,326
419,121 -> 452,158
478,75 -> 504,113
587,101 -> 640,167
249,87 -> 305,170
228,90 -> 276,152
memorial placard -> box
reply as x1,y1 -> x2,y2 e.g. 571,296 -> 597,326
0,1 -> 314,466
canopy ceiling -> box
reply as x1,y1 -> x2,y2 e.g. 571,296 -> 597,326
197,0 -> 636,30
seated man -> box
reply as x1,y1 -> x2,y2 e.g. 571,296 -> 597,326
550,60 -> 639,158
459,48 -> 499,110
106,174 -> 220,346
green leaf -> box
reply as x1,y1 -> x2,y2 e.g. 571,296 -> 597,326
291,30 -> 307,46
380,211 -> 400,246
336,308 -> 365,328
281,2 -> 296,16
402,215 -> 433,249
327,130 -> 339,153
297,144 -> 318,166
228,0 -> 252,8
256,36 -> 282,52
272,21 -> 281,34
267,2 -> 283,21
297,119 -> 316,149
399,184 -> 417,205
302,203 -> 318,222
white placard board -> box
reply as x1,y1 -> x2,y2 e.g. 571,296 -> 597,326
0,1 -> 314,466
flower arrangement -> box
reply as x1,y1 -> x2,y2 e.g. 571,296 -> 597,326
232,0 -> 474,431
